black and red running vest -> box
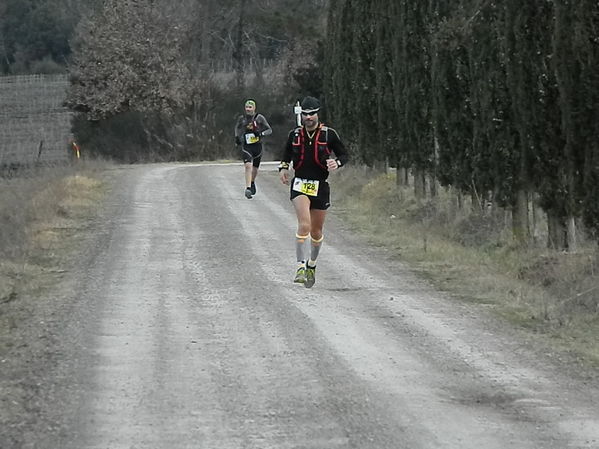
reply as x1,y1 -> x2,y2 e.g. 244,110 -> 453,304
291,124 -> 331,170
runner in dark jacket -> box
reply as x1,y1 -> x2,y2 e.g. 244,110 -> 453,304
278,96 -> 349,288
235,99 -> 272,199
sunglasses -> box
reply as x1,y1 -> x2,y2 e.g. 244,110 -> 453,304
301,110 -> 319,116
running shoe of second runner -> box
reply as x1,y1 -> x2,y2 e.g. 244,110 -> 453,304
250,181 -> 256,195
245,187 -> 253,199
293,265 -> 306,283
304,265 -> 316,288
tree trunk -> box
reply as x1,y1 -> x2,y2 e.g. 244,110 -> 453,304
429,175 -> 438,198
471,183 -> 484,212
396,166 -> 409,187
512,188 -> 529,246
547,211 -> 566,250
254,58 -> 265,88
413,168 -> 425,200
372,158 -> 387,172
431,134 -> 439,198
456,190 -> 463,210
531,193 -> 541,245
234,0 -> 246,94
566,215 -> 577,252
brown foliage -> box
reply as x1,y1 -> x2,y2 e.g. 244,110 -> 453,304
65,0 -> 197,120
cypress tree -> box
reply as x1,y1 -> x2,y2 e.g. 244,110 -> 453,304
430,0 -> 474,194
389,1 -> 435,198
576,2 -> 599,238
372,0 -> 397,170
350,0 -> 379,165
553,0 -> 599,244
501,1 -> 566,248
323,0 -> 342,124
325,0 -> 355,142
461,1 -> 514,212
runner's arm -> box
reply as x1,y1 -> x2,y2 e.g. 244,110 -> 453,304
278,131 -> 294,183
234,116 -> 244,144
257,114 -> 272,137
327,128 -> 349,167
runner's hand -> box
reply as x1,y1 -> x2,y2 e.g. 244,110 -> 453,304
280,169 -> 289,185
326,158 -> 339,171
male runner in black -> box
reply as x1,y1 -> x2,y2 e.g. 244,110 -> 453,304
235,99 -> 272,199
278,96 -> 349,288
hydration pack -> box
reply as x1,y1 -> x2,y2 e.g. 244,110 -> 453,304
291,125 -> 331,170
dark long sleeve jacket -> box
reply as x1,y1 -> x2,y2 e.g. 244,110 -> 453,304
234,113 -> 272,149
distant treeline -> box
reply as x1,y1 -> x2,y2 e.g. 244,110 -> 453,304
0,0 -> 92,75
323,0 -> 599,249
1,0 -> 327,163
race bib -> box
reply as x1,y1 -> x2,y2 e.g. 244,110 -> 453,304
245,133 -> 259,144
293,178 -> 320,196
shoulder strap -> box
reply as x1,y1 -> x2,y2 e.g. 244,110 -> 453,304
317,125 -> 328,143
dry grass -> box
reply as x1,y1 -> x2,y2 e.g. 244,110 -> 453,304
333,166 -> 599,366
0,160 -> 108,305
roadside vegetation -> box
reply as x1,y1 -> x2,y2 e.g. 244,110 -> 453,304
334,166 -> 599,368
0,161 -> 107,352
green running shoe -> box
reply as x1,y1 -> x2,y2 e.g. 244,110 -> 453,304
293,266 -> 306,283
304,265 -> 316,288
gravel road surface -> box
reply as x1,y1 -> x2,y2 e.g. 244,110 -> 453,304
2,163 -> 598,449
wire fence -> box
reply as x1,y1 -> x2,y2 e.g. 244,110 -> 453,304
0,74 -> 72,167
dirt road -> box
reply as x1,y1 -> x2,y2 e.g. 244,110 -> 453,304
2,163 -> 599,448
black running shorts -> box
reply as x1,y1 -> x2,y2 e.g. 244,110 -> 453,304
289,178 -> 330,210
241,144 -> 262,167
